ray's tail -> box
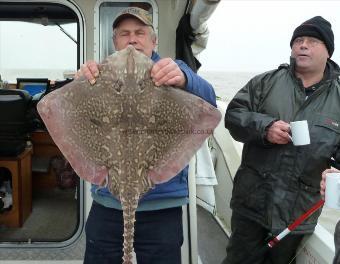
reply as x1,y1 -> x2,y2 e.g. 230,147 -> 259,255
120,191 -> 140,264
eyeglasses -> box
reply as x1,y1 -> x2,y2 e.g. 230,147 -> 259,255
292,37 -> 324,47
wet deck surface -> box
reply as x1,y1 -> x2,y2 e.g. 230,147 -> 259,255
197,205 -> 229,264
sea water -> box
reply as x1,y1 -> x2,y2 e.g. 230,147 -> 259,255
199,71 -> 257,101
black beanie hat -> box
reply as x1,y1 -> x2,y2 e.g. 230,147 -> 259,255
290,16 -> 334,57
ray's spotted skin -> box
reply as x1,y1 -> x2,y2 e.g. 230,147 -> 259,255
37,46 -> 221,264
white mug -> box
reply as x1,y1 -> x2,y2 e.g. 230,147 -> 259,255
289,120 -> 310,146
325,172 -> 340,209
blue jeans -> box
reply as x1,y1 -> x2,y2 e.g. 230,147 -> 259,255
84,201 -> 183,264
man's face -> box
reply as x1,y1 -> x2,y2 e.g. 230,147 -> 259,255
113,17 -> 156,57
291,36 -> 329,73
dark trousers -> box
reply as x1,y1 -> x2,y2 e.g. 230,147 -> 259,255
221,212 -> 304,264
84,201 -> 183,264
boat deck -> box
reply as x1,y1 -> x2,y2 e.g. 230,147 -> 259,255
197,205 -> 229,264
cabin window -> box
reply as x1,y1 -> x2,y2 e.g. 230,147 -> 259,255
0,2 -> 82,247
0,5 -> 78,83
97,1 -> 156,61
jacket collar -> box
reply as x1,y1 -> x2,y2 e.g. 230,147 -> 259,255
151,51 -> 161,62
289,56 -> 340,82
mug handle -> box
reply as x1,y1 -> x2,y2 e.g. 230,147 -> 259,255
288,124 -> 293,142
288,134 -> 294,144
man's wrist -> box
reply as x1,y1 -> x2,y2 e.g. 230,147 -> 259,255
178,71 -> 187,89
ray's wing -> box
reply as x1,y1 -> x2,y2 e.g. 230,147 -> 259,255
144,86 -> 221,184
36,60 -> 122,186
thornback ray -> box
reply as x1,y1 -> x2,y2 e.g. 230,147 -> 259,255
37,45 -> 221,264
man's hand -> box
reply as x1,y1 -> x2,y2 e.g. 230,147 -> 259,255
74,60 -> 99,85
320,168 -> 340,198
151,58 -> 186,88
266,120 -> 291,144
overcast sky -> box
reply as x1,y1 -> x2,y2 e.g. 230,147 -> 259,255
199,0 -> 340,72
1,0 -> 340,78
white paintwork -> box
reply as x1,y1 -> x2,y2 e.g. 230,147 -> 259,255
296,224 -> 335,263
187,157 -> 198,264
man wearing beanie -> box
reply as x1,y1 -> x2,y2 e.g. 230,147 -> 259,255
222,16 -> 340,264
290,16 -> 334,57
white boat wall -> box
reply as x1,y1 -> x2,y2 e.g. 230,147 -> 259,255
0,0 -> 338,263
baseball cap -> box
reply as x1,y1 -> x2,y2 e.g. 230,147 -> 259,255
112,7 -> 153,29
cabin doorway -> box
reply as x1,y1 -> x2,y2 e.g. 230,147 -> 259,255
0,1 -> 82,246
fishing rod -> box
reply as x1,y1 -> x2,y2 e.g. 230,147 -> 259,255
244,199 -> 325,264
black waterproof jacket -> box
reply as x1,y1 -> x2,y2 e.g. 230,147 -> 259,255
225,58 -> 340,234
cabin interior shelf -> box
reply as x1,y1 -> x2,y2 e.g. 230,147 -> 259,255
0,147 -> 32,228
